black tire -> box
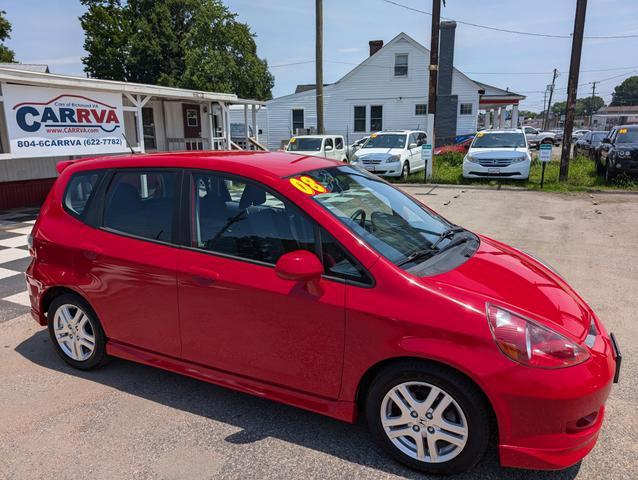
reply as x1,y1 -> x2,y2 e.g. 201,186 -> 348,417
400,161 -> 410,180
365,362 -> 491,475
47,293 -> 109,370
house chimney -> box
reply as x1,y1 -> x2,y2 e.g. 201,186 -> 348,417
438,21 -> 456,96
369,40 -> 383,56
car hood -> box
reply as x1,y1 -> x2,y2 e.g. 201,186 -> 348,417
286,150 -> 322,156
356,148 -> 403,159
616,142 -> 638,149
468,147 -> 529,158
428,235 -> 591,339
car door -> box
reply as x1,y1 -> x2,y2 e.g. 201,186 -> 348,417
406,133 -> 419,170
323,137 -> 335,159
75,169 -> 181,357
600,129 -> 616,167
334,136 -> 346,161
176,171 -> 346,398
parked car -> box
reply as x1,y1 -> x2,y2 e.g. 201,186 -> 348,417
347,136 -> 369,160
550,128 -> 563,144
285,134 -> 348,162
571,129 -> 591,143
351,130 -> 427,179
27,151 -> 619,475
523,126 -> 557,149
463,129 -> 532,179
434,136 -> 473,156
597,125 -> 638,181
573,131 -> 607,159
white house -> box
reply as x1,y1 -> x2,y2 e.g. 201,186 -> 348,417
239,26 -> 525,150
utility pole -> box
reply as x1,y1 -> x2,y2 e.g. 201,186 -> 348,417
560,0 -> 588,181
543,68 -> 558,131
425,0 -> 441,181
315,0 -> 324,134
589,81 -> 597,126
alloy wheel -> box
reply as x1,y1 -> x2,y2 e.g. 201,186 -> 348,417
380,381 -> 468,464
53,304 -> 96,361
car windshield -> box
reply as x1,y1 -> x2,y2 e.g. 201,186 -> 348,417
471,132 -> 526,148
362,134 -> 406,149
616,129 -> 638,144
291,166 -> 477,272
286,137 -> 323,152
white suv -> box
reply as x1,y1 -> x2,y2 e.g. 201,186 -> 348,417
285,135 -> 348,162
463,129 -> 532,179
351,130 -> 427,178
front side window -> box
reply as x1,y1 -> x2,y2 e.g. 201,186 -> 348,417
103,170 -> 176,242
324,138 -> 334,150
320,228 -> 370,284
415,104 -> 427,116
370,105 -> 383,131
394,54 -> 408,77
292,109 -> 304,131
190,172 -> 314,265
354,106 -> 366,132
292,166 -> 478,274
471,132 -> 526,148
286,137 -> 322,152
64,172 -> 102,218
460,103 -> 473,115
362,133 -> 406,150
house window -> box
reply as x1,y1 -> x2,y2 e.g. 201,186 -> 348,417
460,103 -> 473,115
292,109 -> 304,132
394,54 -> 408,77
370,105 -> 383,131
186,108 -> 199,127
354,106 -> 366,132
142,107 -> 157,149
415,104 -> 427,116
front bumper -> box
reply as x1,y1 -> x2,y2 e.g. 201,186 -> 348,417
463,159 -> 531,179
493,330 -> 616,470
356,161 -> 403,177
609,157 -> 638,176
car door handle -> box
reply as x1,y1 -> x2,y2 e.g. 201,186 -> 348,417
187,266 -> 220,284
79,244 -> 102,260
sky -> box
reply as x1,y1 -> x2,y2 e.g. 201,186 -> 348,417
3,0 -> 638,112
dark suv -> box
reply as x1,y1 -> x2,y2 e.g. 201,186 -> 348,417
597,125 -> 638,180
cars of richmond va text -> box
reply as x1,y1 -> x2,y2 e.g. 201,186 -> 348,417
26,151 -> 620,475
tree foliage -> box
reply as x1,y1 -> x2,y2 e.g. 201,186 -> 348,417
0,9 -> 16,63
551,96 -> 605,117
610,76 -> 638,106
80,0 -> 274,100
519,110 -> 538,119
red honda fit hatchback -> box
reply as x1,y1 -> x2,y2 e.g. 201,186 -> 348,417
26,151 -> 619,475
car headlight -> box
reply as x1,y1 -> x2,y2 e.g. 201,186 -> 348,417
617,150 -> 632,157
510,156 -> 528,163
486,304 -> 590,368
465,154 -> 478,163
385,155 -> 400,163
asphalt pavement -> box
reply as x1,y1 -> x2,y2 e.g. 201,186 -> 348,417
0,187 -> 636,480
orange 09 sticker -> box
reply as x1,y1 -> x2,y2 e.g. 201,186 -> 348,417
289,176 -> 328,195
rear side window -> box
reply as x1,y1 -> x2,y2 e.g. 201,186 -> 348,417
64,172 -> 102,218
103,170 -> 177,242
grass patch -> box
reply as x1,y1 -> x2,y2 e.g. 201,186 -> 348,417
391,152 -> 638,192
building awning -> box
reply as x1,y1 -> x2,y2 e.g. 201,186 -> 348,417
0,67 -> 265,106
473,80 -> 526,108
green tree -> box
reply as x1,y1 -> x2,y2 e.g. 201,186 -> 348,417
580,95 -> 605,115
0,9 -> 16,62
519,110 -> 538,119
610,76 -> 638,106
80,0 -> 274,100
551,96 -> 605,117
551,101 -> 568,116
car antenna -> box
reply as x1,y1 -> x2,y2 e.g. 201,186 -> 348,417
121,132 -> 136,155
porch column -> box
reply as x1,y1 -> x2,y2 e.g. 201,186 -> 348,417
226,103 -> 232,149
499,107 -> 506,128
511,104 -> 519,128
252,105 -> 258,144
243,104 -> 249,150
207,101 -> 215,150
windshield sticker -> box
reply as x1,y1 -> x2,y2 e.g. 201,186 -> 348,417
289,176 -> 328,195
618,128 -> 627,134
476,132 -> 484,137
289,137 -> 297,143
370,133 -> 378,138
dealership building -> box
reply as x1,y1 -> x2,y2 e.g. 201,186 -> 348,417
0,65 -> 264,209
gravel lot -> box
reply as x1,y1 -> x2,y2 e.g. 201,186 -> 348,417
1,186 -> 636,480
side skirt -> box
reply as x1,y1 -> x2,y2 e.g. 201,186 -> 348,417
106,340 -> 357,423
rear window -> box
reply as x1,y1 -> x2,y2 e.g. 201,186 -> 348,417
64,172 -> 102,218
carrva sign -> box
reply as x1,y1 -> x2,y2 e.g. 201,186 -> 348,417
2,84 -> 128,158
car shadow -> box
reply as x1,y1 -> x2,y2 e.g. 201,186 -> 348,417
16,329 -> 581,480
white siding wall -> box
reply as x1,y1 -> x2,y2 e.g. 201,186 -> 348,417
263,35 -> 480,149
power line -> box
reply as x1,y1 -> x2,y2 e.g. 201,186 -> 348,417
381,0 -> 638,39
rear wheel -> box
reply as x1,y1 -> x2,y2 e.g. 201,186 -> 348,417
366,362 -> 490,475
47,293 -> 108,370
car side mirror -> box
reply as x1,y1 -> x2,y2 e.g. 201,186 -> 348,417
409,143 -> 418,149
275,250 -> 323,282
324,145 -> 333,152
464,143 -> 470,150
602,138 -> 611,144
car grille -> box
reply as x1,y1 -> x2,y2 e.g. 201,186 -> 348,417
361,158 -> 383,165
477,158 -> 513,167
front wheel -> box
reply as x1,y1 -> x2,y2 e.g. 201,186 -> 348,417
366,362 -> 490,475
400,161 -> 410,180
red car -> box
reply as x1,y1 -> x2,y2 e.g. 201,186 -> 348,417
26,151 -> 619,475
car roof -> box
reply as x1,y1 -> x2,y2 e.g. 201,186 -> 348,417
62,150 -> 342,180
375,130 -> 423,134
480,129 -> 523,133
292,134 -> 343,138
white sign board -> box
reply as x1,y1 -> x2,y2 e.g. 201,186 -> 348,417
539,143 -> 552,163
421,143 -> 433,179
2,84 -> 128,158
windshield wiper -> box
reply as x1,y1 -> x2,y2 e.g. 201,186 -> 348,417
430,226 -> 466,250
396,226 -> 466,267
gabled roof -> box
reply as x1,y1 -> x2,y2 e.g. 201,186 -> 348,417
295,83 -> 331,94
0,63 -> 49,73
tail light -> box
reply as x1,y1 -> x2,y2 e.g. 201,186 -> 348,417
486,304 -> 590,369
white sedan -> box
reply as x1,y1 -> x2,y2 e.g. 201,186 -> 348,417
463,129 -> 532,180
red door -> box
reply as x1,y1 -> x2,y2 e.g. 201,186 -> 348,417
176,172 -> 346,398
